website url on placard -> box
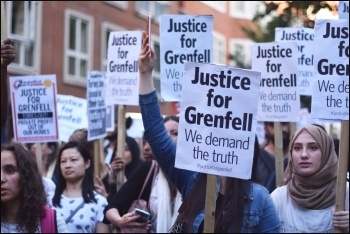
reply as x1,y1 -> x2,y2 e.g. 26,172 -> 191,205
330,111 -> 349,117
197,163 -> 232,172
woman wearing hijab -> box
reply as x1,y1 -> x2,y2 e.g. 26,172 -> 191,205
271,124 -> 349,232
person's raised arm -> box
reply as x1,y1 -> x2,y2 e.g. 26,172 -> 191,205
139,31 -> 156,95
1,38 -> 15,129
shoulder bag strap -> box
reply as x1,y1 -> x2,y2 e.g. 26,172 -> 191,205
137,160 -> 156,200
65,201 -> 85,224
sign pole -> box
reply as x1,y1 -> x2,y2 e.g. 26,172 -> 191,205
116,105 -> 126,192
274,122 -> 284,187
203,174 -> 216,233
334,120 -> 349,233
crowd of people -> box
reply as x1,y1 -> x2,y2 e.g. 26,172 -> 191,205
1,31 -> 349,234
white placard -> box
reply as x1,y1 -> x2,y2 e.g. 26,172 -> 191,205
275,27 -> 314,95
338,1 -> 349,19
10,75 -> 59,142
160,14 -> 213,101
106,31 -> 142,105
311,19 -> 349,120
251,42 -> 300,122
175,62 -> 260,179
57,94 -> 88,143
87,71 -> 107,141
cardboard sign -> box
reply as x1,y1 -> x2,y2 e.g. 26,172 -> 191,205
275,27 -> 314,95
10,75 -> 59,142
311,19 -> 349,120
175,62 -> 260,179
106,31 -> 142,105
87,71 -> 107,141
251,42 -> 300,122
160,14 -> 213,101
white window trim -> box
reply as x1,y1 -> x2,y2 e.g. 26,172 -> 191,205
229,1 -> 261,20
103,1 -> 128,10
101,22 -> 125,71
213,31 -> 226,65
7,1 -> 42,75
201,1 -> 226,14
63,9 -> 94,87
229,38 -> 253,68
135,1 -> 169,23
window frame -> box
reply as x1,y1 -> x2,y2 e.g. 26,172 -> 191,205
101,22 -> 125,72
6,1 -> 42,75
229,38 -> 253,68
201,1 -> 227,13
213,31 -> 227,65
135,1 -> 169,22
103,1 -> 128,10
63,9 -> 94,87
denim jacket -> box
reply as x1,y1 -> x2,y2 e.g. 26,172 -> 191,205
140,90 -> 280,233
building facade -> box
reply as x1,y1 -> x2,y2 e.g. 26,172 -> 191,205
4,1 -> 261,139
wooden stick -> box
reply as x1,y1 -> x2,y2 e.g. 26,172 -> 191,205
94,140 -> 100,177
274,122 -> 284,187
334,120 -> 349,233
35,142 -> 42,175
203,174 -> 216,233
116,105 -> 126,192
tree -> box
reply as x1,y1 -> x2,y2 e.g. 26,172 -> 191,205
229,1 -> 338,111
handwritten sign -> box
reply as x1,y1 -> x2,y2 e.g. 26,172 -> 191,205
10,75 -> 59,142
57,94 -> 88,143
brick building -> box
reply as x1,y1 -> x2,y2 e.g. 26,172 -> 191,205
4,1 -> 261,139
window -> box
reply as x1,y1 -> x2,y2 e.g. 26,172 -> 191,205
229,1 -> 262,20
150,35 -> 163,101
101,22 -> 125,71
7,1 -> 39,73
229,39 -> 253,69
213,32 -> 226,65
201,1 -> 226,13
135,1 -> 169,21
64,9 -> 93,87
104,1 -> 128,10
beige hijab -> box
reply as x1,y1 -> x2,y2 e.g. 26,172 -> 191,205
283,124 -> 338,210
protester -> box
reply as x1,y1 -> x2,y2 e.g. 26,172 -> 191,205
49,141 -> 110,233
1,142 -> 68,233
106,135 -> 143,199
256,121 -> 290,193
1,38 -> 16,130
271,124 -> 349,232
103,115 -> 182,233
134,31 -> 280,232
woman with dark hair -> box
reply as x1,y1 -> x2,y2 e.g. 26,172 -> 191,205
103,115 -> 183,233
1,143 -> 67,233
271,124 -> 349,232
134,31 -> 280,232
49,141 -> 110,233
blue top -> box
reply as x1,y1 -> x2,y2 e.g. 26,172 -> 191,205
139,90 -> 280,233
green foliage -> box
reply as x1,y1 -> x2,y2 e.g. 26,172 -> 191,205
243,1 -> 334,43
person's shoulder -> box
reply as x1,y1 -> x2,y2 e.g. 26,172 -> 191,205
94,192 -> 108,204
251,182 -> 270,195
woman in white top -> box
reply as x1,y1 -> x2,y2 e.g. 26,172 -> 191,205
49,141 -> 110,233
271,124 -> 349,232
1,143 -> 68,233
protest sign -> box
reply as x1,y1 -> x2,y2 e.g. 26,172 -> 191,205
175,62 -> 260,179
338,1 -> 349,19
160,15 -> 213,101
87,71 -> 107,141
106,31 -> 142,105
311,19 -> 349,120
57,94 -> 88,143
10,75 -> 59,142
105,105 -> 115,132
275,27 -> 314,95
251,42 -> 300,122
